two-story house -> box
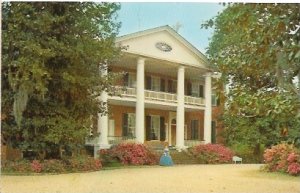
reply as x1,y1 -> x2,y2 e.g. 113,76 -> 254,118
89,26 -> 221,154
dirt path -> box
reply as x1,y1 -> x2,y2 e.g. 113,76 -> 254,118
1,164 -> 299,193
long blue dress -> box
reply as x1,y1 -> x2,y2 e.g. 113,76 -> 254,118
159,148 -> 174,166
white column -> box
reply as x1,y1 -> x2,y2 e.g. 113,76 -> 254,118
97,65 -> 110,150
176,66 -> 185,150
204,72 -> 212,144
135,57 -> 145,143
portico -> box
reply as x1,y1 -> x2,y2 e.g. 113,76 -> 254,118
93,25 -> 213,153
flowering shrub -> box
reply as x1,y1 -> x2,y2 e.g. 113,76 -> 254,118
191,144 -> 234,164
42,159 -> 65,173
31,160 -> 43,173
1,160 -> 32,173
1,157 -> 102,173
263,143 -> 300,176
68,156 -> 102,172
100,143 -> 158,165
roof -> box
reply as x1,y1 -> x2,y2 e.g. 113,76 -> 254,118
116,25 -> 210,68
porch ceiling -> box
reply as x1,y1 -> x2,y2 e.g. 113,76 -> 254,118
111,54 -> 207,81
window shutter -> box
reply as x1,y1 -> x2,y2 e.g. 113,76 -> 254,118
187,82 -> 192,96
160,117 -> 165,141
123,73 -> 129,87
195,120 -> 199,140
160,79 -> 165,92
217,96 -> 221,106
168,80 -> 173,93
122,113 -> 128,136
199,85 -> 204,97
146,116 -> 151,141
146,76 -> 151,90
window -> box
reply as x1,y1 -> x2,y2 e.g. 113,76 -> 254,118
128,73 -> 136,88
191,83 -> 200,97
151,76 -> 161,91
122,113 -> 135,137
190,120 -> 199,140
212,93 -> 218,106
127,113 -> 135,137
151,116 -> 160,140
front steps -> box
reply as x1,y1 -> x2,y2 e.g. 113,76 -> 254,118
146,142 -> 199,165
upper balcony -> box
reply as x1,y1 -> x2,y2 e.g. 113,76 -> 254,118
112,86 -> 205,107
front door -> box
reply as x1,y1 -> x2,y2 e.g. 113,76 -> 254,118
171,125 -> 176,146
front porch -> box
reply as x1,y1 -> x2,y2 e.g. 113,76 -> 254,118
87,104 -> 206,150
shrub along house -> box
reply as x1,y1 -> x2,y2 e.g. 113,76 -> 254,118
87,25 -> 222,156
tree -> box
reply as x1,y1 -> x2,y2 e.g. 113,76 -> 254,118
2,2 -> 121,158
203,3 -> 300,153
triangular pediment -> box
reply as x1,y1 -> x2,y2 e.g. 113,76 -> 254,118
116,26 -> 210,69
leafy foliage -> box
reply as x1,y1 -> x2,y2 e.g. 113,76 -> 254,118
1,2 -> 121,157
191,144 -> 234,164
204,3 -> 300,149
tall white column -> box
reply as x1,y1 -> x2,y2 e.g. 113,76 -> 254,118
204,72 -> 212,144
135,57 -> 145,143
98,65 -> 109,150
176,66 -> 185,150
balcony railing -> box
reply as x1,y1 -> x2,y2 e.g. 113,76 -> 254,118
108,136 -> 136,145
115,86 -> 136,97
113,86 -> 204,106
184,140 -> 205,147
185,96 -> 205,106
145,90 -> 177,103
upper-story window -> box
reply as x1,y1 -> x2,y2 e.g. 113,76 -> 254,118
151,76 -> 161,91
168,79 -> 177,93
189,82 -> 204,97
124,73 -> 136,88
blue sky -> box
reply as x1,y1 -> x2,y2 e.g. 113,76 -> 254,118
117,3 -> 225,54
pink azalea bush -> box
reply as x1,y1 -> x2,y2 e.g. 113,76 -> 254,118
263,143 -> 300,176
191,144 -> 234,164
2,157 -> 102,173
31,160 -> 43,173
100,143 -> 158,165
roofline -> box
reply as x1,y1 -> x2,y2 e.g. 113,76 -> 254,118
116,25 -> 210,68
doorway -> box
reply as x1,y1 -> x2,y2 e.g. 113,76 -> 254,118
171,124 -> 176,146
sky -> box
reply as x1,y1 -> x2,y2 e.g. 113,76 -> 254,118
117,3 -> 225,54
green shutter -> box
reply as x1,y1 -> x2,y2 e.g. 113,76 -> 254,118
199,85 -> 204,97
146,116 -> 151,141
211,121 -> 216,144
187,82 -> 192,96
160,79 -> 165,92
160,116 -> 166,141
123,73 -> 129,87
146,76 -> 151,90
122,113 -> 128,136
168,80 -> 173,93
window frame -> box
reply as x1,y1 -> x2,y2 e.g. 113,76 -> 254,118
150,115 -> 160,140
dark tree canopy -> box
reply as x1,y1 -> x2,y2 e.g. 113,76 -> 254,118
2,2 -> 121,158
204,3 -> 300,149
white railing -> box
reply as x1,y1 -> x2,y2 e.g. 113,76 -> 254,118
185,96 -> 205,106
115,86 -> 136,97
108,136 -> 136,145
184,140 -> 205,147
145,90 -> 177,103
114,86 -> 204,106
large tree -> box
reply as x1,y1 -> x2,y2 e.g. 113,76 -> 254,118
204,3 -> 300,152
2,2 -> 121,158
